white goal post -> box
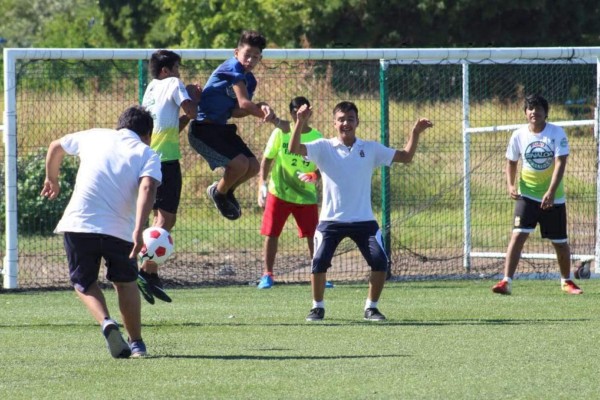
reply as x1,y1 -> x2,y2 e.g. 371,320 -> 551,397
3,47 -> 600,289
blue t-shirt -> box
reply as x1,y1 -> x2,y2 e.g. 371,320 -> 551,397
197,57 -> 257,125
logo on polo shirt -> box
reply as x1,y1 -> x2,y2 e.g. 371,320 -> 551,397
359,150 -> 365,157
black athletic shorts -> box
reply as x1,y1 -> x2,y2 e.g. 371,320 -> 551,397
63,232 -> 138,293
312,220 -> 389,273
154,160 -> 182,214
188,121 -> 255,170
513,197 -> 568,241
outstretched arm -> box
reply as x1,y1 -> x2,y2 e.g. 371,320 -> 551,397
288,104 -> 310,156
392,118 -> 433,163
232,82 -> 276,122
41,139 -> 67,200
130,176 -> 159,259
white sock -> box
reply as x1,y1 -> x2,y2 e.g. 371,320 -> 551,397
313,300 -> 324,309
365,299 -> 378,310
503,277 -> 512,283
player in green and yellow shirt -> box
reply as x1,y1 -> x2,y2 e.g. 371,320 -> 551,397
256,97 -> 325,289
138,50 -> 200,304
492,94 -> 582,296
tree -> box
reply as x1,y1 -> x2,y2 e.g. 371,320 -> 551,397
97,0 -> 164,47
162,0 -> 318,48
305,0 -> 600,48
0,0 -> 117,48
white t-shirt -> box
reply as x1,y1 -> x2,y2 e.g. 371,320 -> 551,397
506,123 -> 569,203
54,128 -> 162,242
142,77 -> 191,161
305,137 -> 396,222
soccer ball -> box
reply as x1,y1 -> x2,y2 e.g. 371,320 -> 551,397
138,227 -> 174,265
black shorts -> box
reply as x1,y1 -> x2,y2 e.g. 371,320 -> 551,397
513,197 -> 568,241
154,160 -> 182,214
63,232 -> 139,292
188,121 -> 255,170
312,221 -> 389,273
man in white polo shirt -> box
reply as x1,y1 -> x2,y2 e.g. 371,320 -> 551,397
41,106 -> 162,358
288,101 -> 433,321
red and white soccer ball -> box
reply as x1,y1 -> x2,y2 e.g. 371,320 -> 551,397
139,227 -> 174,265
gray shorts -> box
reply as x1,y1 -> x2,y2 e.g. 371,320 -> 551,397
188,122 -> 255,170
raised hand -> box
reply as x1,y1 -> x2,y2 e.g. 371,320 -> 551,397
296,104 -> 312,124
413,118 -> 433,134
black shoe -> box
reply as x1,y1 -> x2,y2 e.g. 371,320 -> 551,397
139,270 -> 172,303
306,307 -> 325,321
364,308 -> 386,321
137,273 -> 155,305
227,190 -> 242,216
207,182 -> 240,220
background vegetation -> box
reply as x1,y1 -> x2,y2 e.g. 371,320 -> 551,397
0,0 -> 599,50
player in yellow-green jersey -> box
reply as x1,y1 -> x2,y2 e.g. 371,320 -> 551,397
492,94 -> 582,295
256,96 -> 329,289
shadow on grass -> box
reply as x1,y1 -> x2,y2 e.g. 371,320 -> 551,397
0,318 -> 591,329
154,353 -> 408,360
144,317 -> 592,328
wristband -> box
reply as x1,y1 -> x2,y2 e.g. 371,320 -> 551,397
305,172 -> 318,181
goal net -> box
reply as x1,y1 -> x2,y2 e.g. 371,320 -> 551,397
2,48 -> 599,289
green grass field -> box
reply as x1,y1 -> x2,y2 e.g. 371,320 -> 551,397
2,280 -> 600,399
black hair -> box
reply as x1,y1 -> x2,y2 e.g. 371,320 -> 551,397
149,49 -> 181,79
333,101 -> 359,118
289,96 -> 311,114
117,106 -> 153,137
523,94 -> 549,115
238,30 -> 267,52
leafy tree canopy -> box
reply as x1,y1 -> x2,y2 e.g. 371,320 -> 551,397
0,0 -> 598,49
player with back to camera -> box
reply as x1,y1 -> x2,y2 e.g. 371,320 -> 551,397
188,30 -> 277,221
257,96 -> 332,289
288,101 -> 433,321
492,94 -> 583,295
41,105 -> 162,358
137,49 -> 201,305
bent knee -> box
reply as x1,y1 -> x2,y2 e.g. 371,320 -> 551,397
247,158 -> 260,176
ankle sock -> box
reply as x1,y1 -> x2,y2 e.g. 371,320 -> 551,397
365,299 -> 378,310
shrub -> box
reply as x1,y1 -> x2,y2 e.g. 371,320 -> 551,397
0,148 -> 78,235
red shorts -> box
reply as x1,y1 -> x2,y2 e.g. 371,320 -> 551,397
260,193 -> 318,238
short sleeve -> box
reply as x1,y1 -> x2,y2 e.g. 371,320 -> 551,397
171,78 -> 191,107
304,140 -> 323,163
263,129 -> 281,159
60,133 -> 81,156
555,129 -> 570,157
140,149 -> 162,185
372,142 -> 396,167
505,131 -> 521,161
216,59 -> 246,86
